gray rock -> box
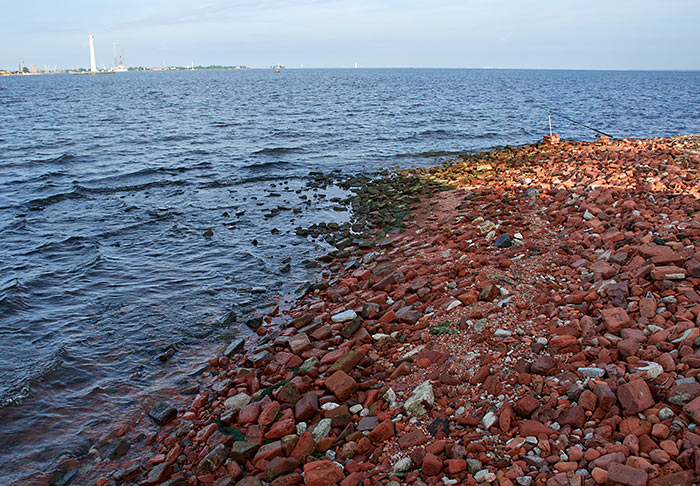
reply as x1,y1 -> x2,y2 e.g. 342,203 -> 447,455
658,407 -> 674,421
230,441 -> 260,462
224,338 -> 245,356
481,411 -> 498,429
224,392 -> 251,410
108,438 -> 130,458
404,380 -> 434,416
474,469 -> 496,483
393,457 -> 413,473
631,361 -> 663,380
577,367 -> 605,378
199,443 -> 229,473
493,234 -> 512,248
113,464 -> 141,483
466,458 -> 483,474
312,418 -> 332,443
525,188 -> 540,197
516,477 -> 533,486
331,309 -> 356,323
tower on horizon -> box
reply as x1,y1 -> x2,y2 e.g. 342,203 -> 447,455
89,34 -> 97,72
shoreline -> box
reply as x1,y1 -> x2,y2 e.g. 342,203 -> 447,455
63,135 -> 700,486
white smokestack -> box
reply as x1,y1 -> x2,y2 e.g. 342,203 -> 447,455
89,34 -> 97,72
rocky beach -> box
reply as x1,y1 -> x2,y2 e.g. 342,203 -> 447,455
58,134 -> 700,486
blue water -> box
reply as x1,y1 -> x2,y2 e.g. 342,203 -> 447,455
0,68 -> 698,483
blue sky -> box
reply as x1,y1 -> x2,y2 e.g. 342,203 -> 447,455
2,0 -> 699,70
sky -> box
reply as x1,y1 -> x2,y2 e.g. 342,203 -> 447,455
2,0 -> 699,70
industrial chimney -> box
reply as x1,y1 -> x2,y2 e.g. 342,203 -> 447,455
89,34 -> 97,72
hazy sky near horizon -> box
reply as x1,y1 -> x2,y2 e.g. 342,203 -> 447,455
2,0 -> 699,70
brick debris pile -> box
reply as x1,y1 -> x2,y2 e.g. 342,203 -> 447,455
96,135 -> 700,486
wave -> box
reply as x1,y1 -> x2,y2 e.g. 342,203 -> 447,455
23,234 -> 96,257
252,147 -> 303,156
74,179 -> 187,195
0,153 -> 79,170
0,278 -> 30,314
24,190 -> 84,211
242,160 -> 292,171
159,134 -> 195,142
211,121 -> 241,128
0,345 -> 68,408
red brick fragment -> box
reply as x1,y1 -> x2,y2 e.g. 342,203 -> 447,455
618,379 -> 655,415
325,370 -> 358,401
606,463 -> 648,486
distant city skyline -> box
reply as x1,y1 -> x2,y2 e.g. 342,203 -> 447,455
2,0 -> 699,71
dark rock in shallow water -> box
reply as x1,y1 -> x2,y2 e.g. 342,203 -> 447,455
113,464 -> 141,482
279,263 -> 291,273
203,229 -> 214,237
51,470 -> 78,486
161,478 -> 187,486
493,233 -> 512,248
148,402 -> 177,425
180,382 -> 200,395
108,438 -> 130,458
224,338 -> 245,356
222,310 -> 237,326
246,317 -> 263,329
157,346 -> 176,362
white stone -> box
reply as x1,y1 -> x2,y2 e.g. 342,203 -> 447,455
393,457 -> 413,473
446,299 -> 461,311
312,418 -> 332,443
494,329 -> 512,338
321,402 -> 339,410
349,404 -> 363,414
372,333 -> 390,341
383,388 -> 397,407
536,337 -> 548,345
224,392 -> 251,410
583,209 -> 594,221
658,407 -> 674,421
402,345 -> 424,360
474,469 -> 496,483
296,422 -> 307,435
514,232 -> 523,239
516,477 -> 533,486
481,411 -> 498,429
404,380 -> 434,416
331,309 -> 356,323
577,367 -> 605,378
632,361 -> 663,380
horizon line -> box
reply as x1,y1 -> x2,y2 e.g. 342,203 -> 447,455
3,66 -> 699,73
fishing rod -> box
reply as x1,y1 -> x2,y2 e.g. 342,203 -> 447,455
547,108 -> 613,138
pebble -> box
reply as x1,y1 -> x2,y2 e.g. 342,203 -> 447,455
404,380 -> 434,416
331,309 -> 356,323
474,469 -> 496,483
577,367 -> 605,378
393,457 -> 413,473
